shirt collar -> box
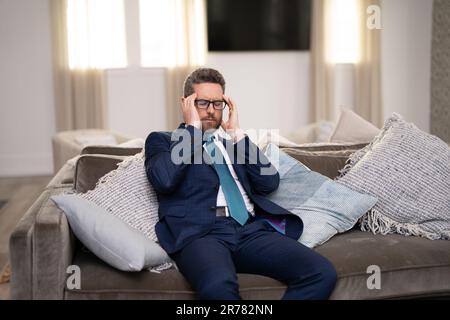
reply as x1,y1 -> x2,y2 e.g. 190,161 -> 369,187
181,123 -> 232,142
214,127 -> 232,141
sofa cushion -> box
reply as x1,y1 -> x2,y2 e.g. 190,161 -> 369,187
81,146 -> 143,157
280,148 -> 355,179
279,142 -> 368,179
65,229 -> 450,300
317,230 -> 450,299
74,155 -> 127,193
284,142 -> 369,152
65,247 -> 286,300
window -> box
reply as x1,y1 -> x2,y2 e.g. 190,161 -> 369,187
139,0 -> 206,67
327,0 -> 360,64
67,0 -> 127,69
139,0 -> 177,67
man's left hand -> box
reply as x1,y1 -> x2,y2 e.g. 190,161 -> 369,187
221,95 -> 246,143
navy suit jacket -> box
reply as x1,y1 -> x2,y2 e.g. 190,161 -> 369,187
144,123 -> 303,254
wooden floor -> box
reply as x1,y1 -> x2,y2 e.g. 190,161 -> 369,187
0,175 -> 51,300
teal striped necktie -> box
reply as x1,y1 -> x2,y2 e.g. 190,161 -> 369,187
204,134 -> 249,226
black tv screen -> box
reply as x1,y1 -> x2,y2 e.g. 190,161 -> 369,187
207,0 -> 312,51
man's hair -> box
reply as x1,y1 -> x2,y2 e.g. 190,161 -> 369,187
183,68 -> 226,97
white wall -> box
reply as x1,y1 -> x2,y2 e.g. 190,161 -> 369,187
381,0 -> 433,132
106,68 -> 167,139
206,52 -> 311,136
0,0 -> 55,177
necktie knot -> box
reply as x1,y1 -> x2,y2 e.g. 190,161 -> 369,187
204,133 -> 215,145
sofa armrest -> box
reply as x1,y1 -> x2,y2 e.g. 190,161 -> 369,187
9,190 -> 51,300
52,135 -> 82,174
46,163 -> 76,189
33,194 -> 76,299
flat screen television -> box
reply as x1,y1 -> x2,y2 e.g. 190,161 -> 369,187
207,0 -> 312,51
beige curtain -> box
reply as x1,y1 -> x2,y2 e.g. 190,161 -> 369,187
310,0 -> 335,123
165,0 -> 208,130
311,0 -> 383,127
49,0 -> 106,132
354,0 -> 383,128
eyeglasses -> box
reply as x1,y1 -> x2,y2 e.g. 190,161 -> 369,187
194,99 -> 227,110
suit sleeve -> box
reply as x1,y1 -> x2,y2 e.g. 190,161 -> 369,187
144,124 -> 203,194
234,135 -> 280,196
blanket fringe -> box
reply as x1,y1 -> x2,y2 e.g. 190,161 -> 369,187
359,208 -> 446,240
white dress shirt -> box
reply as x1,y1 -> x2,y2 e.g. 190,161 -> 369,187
204,128 -> 255,217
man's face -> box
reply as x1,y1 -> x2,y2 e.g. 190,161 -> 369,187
192,83 -> 224,132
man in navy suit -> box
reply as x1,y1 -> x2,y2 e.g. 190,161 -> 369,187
145,68 -> 336,300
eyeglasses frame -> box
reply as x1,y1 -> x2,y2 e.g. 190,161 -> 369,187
194,99 -> 228,110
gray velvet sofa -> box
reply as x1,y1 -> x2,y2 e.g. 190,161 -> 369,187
9,145 -> 450,300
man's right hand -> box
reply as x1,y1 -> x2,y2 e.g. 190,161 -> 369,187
181,93 -> 201,129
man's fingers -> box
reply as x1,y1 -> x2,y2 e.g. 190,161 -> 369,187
190,93 -> 197,108
181,93 -> 195,111
181,96 -> 188,109
186,93 -> 197,109
223,94 -> 235,112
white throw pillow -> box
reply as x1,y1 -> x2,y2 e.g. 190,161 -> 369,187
257,131 -> 302,150
329,107 -> 380,143
51,194 -> 171,271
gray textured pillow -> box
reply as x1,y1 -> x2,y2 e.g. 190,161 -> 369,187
336,113 -> 450,240
264,144 -> 378,247
51,194 -> 171,271
80,152 -> 159,241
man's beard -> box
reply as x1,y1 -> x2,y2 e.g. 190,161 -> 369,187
201,117 -> 221,132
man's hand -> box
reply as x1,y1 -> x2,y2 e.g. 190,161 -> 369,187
221,95 -> 245,142
181,93 -> 201,129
